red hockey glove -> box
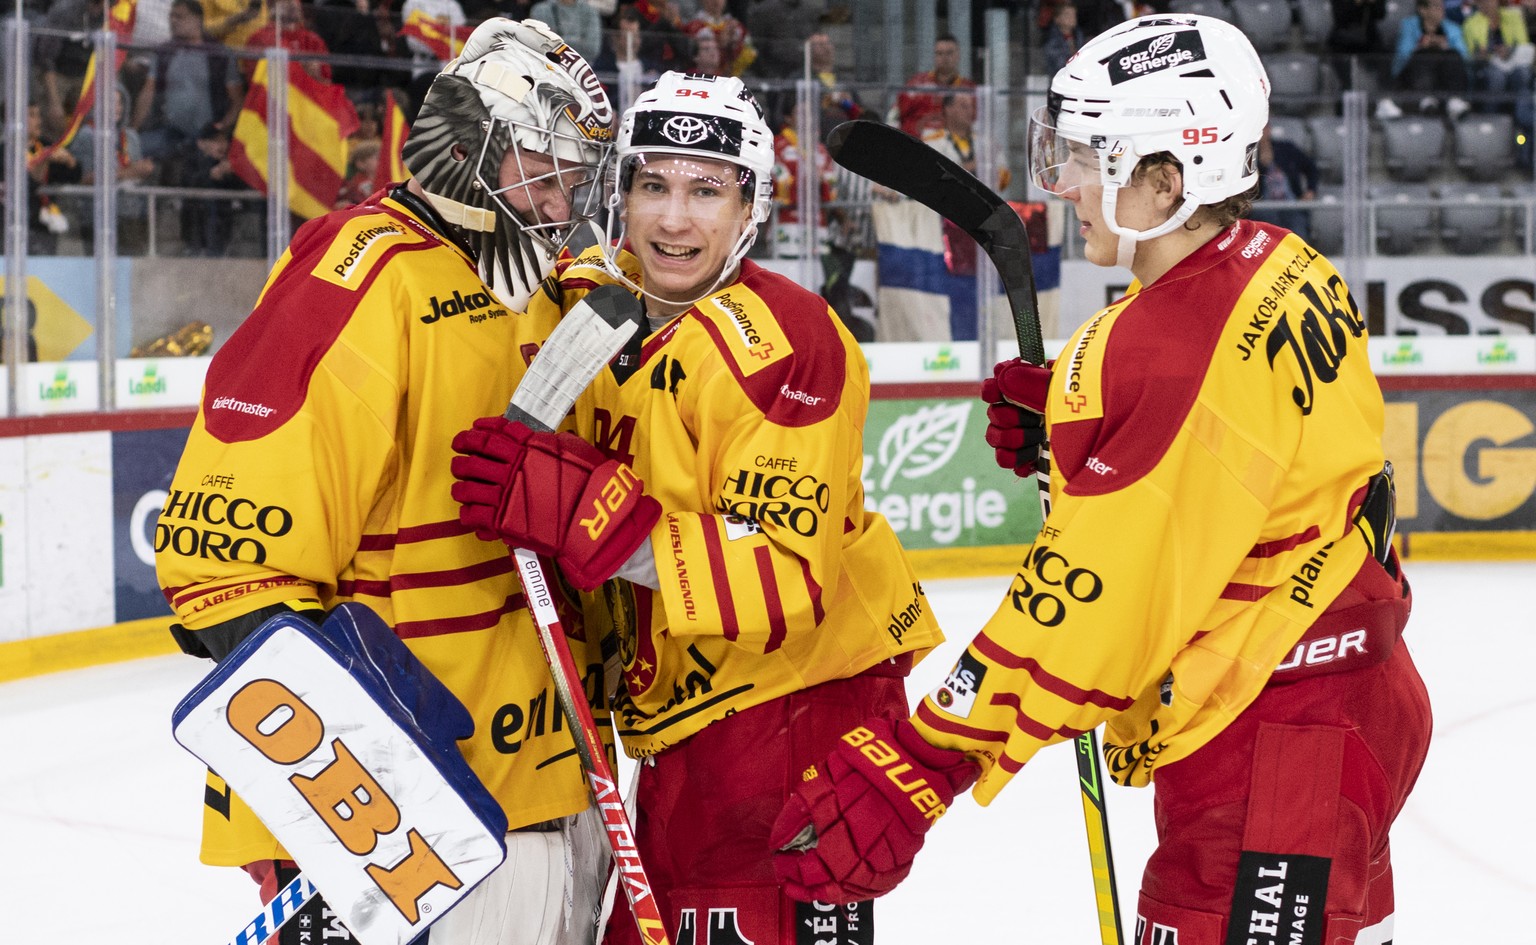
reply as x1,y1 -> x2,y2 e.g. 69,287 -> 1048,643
769,717 -> 978,903
450,417 -> 662,591
979,357 -> 1051,479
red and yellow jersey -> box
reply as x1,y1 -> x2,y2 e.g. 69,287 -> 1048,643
533,253 -> 942,757
156,192 -> 601,865
914,221 -> 1395,799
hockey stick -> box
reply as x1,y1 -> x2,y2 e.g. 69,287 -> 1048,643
222,872 -> 316,945
827,119 -> 1125,945
500,284 -> 672,945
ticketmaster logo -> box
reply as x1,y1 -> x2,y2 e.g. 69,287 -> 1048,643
209,396 -> 276,417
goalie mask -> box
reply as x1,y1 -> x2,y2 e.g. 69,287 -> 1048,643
1028,14 -> 1269,269
404,17 -> 614,308
601,71 -> 775,310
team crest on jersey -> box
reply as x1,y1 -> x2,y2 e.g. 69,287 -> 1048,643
930,651 -> 986,719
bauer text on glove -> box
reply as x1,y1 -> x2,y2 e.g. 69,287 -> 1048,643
980,357 -> 1051,478
450,416 -> 662,591
769,717 -> 978,904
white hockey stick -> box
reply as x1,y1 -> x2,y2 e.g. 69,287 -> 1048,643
502,284 -> 672,945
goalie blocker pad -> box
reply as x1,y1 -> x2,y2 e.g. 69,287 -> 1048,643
171,603 -> 509,945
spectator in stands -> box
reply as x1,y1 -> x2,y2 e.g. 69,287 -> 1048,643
36,0 -> 106,139
808,30 -> 863,143
1249,120 -> 1320,240
1042,3 -> 1084,77
892,34 -> 975,138
1385,0 -> 1471,117
633,0 -> 695,73
1462,0 -> 1534,128
69,83 -> 157,256
530,0 -> 603,64
688,24 -> 726,75
177,121 -> 247,255
684,0 -> 757,76
139,0 -> 243,166
244,0 -> 332,83
23,102 -> 81,255
770,98 -> 871,340
924,91 -> 1008,191
594,3 -> 660,108
337,138 -> 381,208
1328,0 -> 1388,89
748,0 -> 822,80
770,97 -> 835,258
309,0 -> 391,107
923,90 -> 1009,340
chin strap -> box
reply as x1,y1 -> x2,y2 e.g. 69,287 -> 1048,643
1101,185 -> 1203,273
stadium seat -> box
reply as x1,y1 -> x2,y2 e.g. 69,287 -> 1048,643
1268,114 -> 1312,152
1307,187 -> 1345,256
1168,0 -> 1234,22
1235,1 -> 1294,52
1371,184 -> 1435,255
1437,182 -> 1508,254
1379,0 -> 1414,52
1306,115 -> 1348,183
1380,116 -> 1447,182
1453,114 -> 1516,182
1294,0 -> 1334,46
1267,51 -> 1323,114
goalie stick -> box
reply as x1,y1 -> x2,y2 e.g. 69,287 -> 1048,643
502,283 -> 672,945
827,119 -> 1126,945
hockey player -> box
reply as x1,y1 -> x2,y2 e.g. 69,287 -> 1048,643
155,18 -> 619,945
771,15 -> 1432,945
447,71 -> 943,945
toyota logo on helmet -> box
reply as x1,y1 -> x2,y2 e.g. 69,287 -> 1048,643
662,115 -> 711,145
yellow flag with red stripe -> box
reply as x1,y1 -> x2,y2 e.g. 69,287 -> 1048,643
375,89 -> 411,192
30,0 -> 136,169
397,8 -> 473,63
229,59 -> 361,219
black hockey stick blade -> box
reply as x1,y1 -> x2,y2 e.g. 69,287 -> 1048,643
825,120 -> 1045,365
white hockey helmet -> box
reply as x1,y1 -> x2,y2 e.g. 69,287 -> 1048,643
404,18 -> 614,257
1028,14 -> 1270,267
602,71 -> 775,305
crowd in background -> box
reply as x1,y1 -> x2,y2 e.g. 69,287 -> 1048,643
12,0 -> 1536,271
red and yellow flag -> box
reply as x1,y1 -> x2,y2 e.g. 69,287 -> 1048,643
375,89 -> 411,192
30,0 -> 137,169
398,8 -> 474,63
229,59 -> 362,219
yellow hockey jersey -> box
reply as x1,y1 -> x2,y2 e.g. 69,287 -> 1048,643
914,221 -> 1403,799
156,191 -> 601,865
534,254 -> 943,757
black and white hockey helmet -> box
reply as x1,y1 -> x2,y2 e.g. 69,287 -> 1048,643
1028,14 -> 1270,262
403,18 -> 614,307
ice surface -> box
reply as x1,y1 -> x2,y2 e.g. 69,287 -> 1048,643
3,561 -> 1529,942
